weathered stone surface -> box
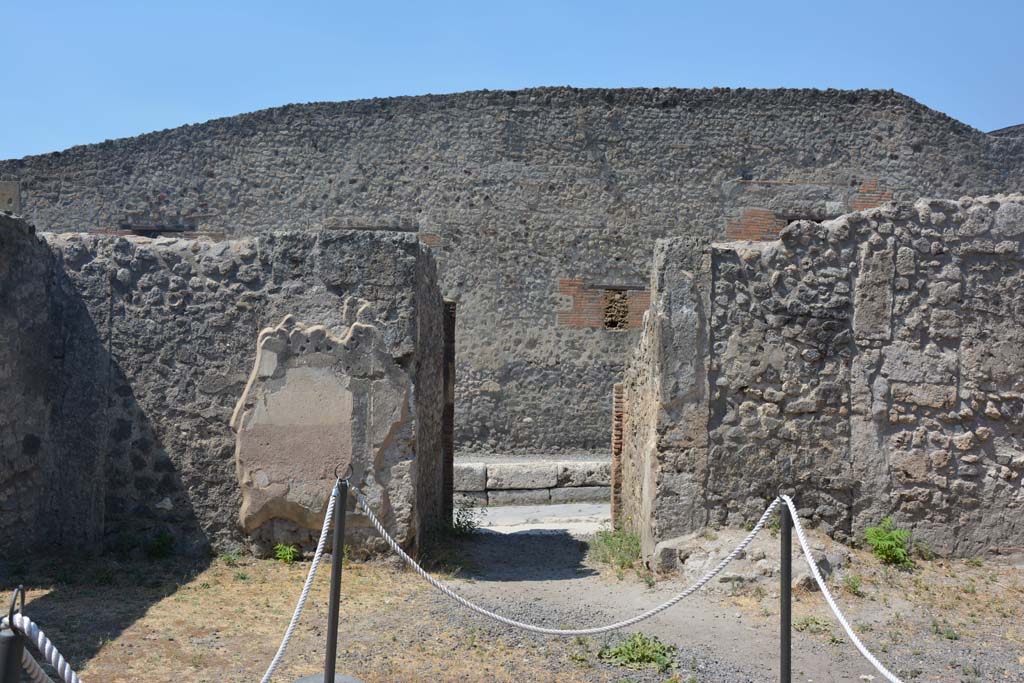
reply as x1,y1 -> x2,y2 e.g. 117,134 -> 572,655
453,462 -> 487,492
622,195 -> 1024,562
231,316 -> 415,547
0,221 -> 445,556
454,491 -> 487,508
0,215 -> 104,552
555,461 -> 612,487
549,486 -> 610,504
488,488 -> 551,506
890,382 -> 956,409
486,463 -> 558,490
5,88 -> 1024,461
853,242 -> 894,341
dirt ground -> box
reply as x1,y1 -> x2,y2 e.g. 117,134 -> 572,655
2,522 -> 1023,683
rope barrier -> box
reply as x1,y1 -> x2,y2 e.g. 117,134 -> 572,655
1,614 -> 80,683
20,647 -> 54,683
0,484 -> 907,683
350,483 -> 778,636
782,496 -> 904,683
259,481 -> 339,683
352,484 -> 905,681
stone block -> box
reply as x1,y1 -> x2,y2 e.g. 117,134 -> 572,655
231,315 -> 417,547
453,462 -> 487,491
488,488 -> 551,506
852,242 -> 894,341
555,461 -> 612,487
550,485 -> 610,504
486,463 -> 558,490
890,382 -> 956,409
454,491 -> 487,508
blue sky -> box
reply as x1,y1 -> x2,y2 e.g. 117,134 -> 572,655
5,0 -> 1022,159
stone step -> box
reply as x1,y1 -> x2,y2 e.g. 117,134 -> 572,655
453,458 -> 611,506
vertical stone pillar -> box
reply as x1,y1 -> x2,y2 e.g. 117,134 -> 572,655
442,300 -> 457,524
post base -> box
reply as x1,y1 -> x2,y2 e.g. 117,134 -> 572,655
292,676 -> 363,683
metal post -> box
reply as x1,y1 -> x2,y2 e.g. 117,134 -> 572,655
0,624 -> 23,683
780,504 -> 792,683
1,587 -> 24,683
324,479 -> 347,683
294,481 -> 361,683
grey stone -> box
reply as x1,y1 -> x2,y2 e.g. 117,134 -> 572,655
4,88 -> 1022,464
549,486 -> 610,504
0,219 -> 447,556
619,195 -> 1024,563
486,463 -> 558,490
453,462 -> 487,492
488,489 -> 551,506
555,461 -> 612,487
454,491 -> 487,508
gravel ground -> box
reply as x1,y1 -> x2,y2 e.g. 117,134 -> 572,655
2,516 -> 1021,682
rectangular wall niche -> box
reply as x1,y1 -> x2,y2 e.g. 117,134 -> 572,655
556,279 -> 650,330
603,289 -> 629,329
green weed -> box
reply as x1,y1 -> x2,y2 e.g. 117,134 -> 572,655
865,518 -> 912,568
273,543 -> 300,564
451,498 -> 487,536
598,633 -> 676,673
589,528 -> 641,570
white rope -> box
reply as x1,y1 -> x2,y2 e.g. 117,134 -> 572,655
781,495 -> 904,683
350,483 -> 780,636
21,647 -> 55,683
259,481 -> 339,683
2,614 -> 80,683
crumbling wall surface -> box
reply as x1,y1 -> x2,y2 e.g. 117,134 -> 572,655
0,215 -> 108,552
413,246 -> 445,543
0,216 -> 58,549
17,228 -> 443,555
620,239 -> 711,559
5,88 -> 1024,459
623,195 -> 1024,560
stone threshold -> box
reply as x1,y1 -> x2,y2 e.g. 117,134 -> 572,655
454,458 -> 611,507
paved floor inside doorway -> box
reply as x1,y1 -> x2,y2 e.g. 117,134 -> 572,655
481,503 -> 610,534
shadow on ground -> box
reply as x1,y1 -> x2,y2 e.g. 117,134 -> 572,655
0,555 -> 210,672
453,529 -> 597,582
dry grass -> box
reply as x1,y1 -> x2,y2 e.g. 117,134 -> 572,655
723,546 -> 1024,679
2,555 -> 632,683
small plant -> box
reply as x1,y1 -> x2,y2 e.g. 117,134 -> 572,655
220,551 -> 241,567
914,540 -> 934,561
233,571 -> 250,581
144,531 -> 175,560
451,498 -> 487,536
842,573 -> 865,597
865,518 -> 912,568
589,527 -> 641,570
966,557 -> 983,567
793,616 -> 831,635
273,543 -> 300,564
598,633 -> 676,672
931,619 -> 959,640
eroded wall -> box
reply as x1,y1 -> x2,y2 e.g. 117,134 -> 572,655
4,88 -> 1023,457
622,196 -> 1024,560
0,217 -> 445,555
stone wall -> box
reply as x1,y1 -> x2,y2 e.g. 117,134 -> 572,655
0,216 -> 54,549
4,88 -> 1023,459
621,195 -> 1024,562
0,215 -> 109,552
0,216 -> 445,555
